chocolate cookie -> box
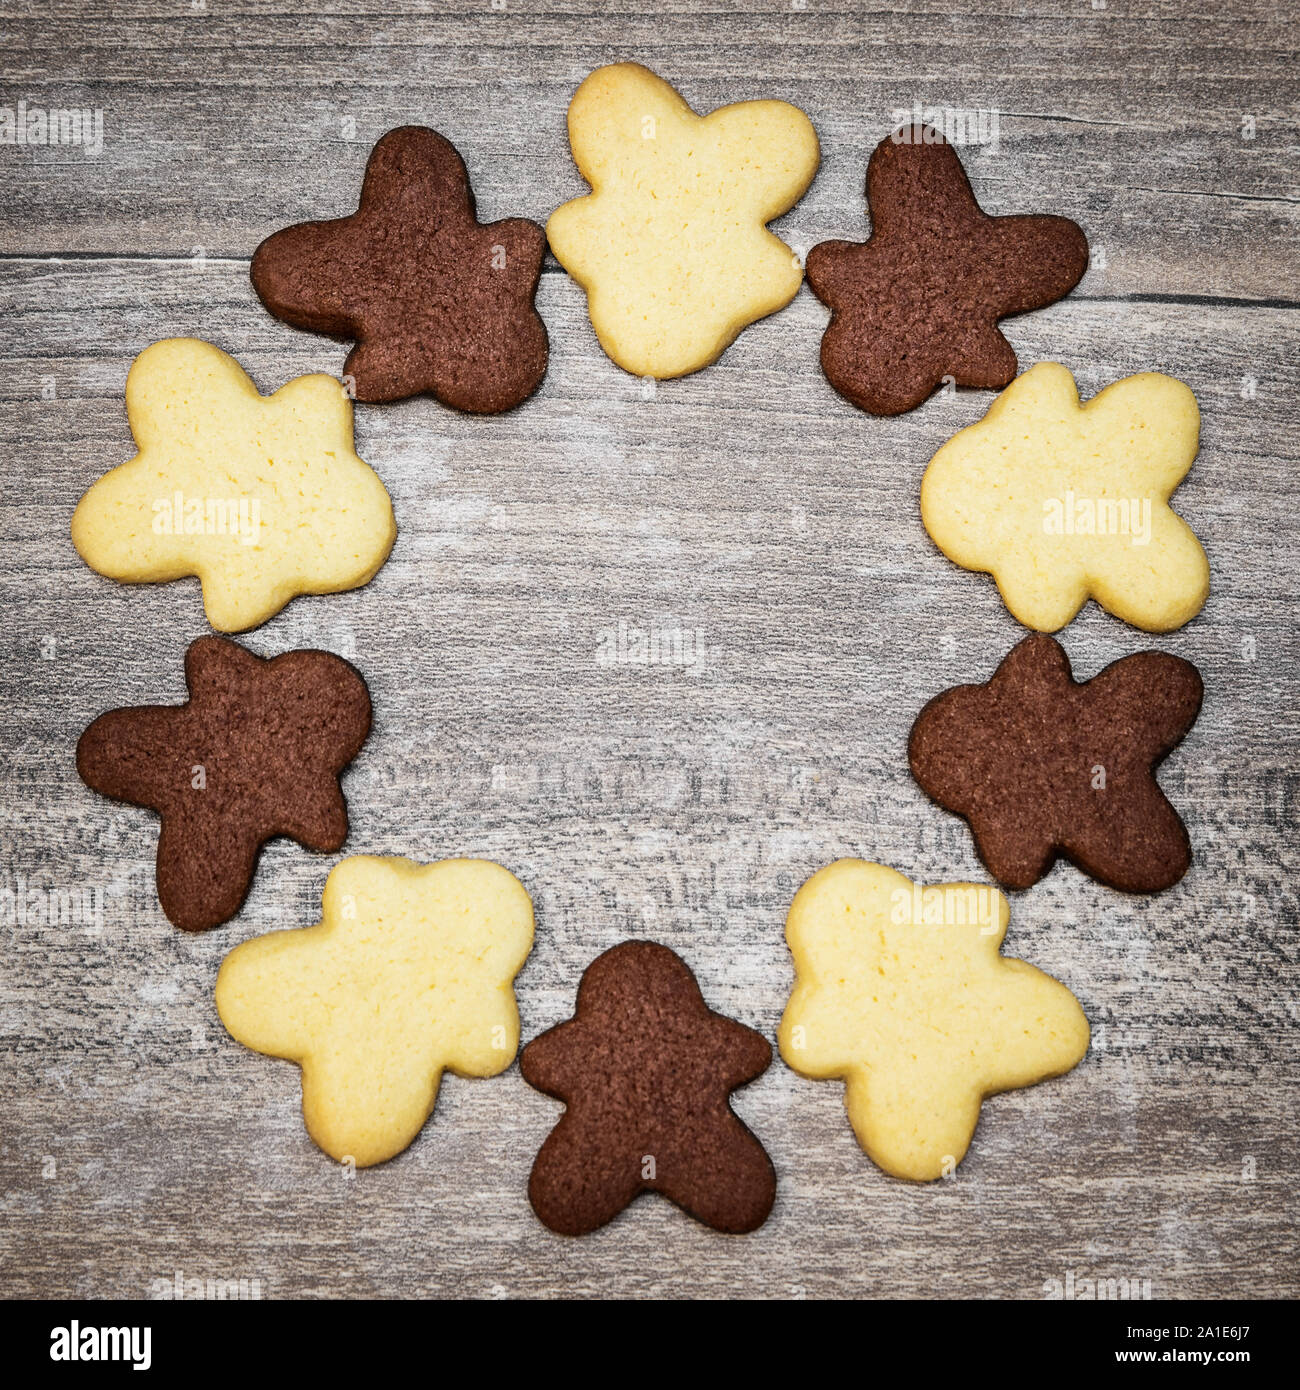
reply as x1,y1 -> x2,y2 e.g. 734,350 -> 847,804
806,124 -> 1088,415
909,633 -> 1203,893
77,636 -> 371,931
251,126 -> 548,412
520,941 -> 776,1236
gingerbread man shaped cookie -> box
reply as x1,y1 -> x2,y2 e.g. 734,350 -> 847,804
77,636 -> 371,931
252,126 -> 548,411
807,124 -> 1088,415
780,860 -> 1089,1182
910,633 -> 1203,892
921,362 -> 1209,632
216,856 -> 534,1166
71,338 -> 395,632
547,63 -> 820,378
521,941 -> 776,1235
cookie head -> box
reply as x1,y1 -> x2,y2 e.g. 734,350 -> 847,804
70,338 -> 395,632
76,636 -> 372,931
779,860 -> 1089,1181
521,940 -> 775,1235
215,856 -> 535,1167
251,126 -> 548,412
806,124 -> 1088,415
910,633 -> 1203,892
921,361 -> 1209,632
547,63 -> 820,379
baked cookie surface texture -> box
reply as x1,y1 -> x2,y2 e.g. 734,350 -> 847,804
215,856 -> 533,1167
521,940 -> 776,1235
77,636 -> 372,932
920,361 -> 1209,632
807,124 -> 1088,415
910,633 -> 1203,893
71,338 -> 395,632
547,62 -> 820,379
251,126 -> 548,411
779,860 -> 1089,1181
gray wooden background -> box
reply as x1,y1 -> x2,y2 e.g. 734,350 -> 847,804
1,0 -> 1297,1300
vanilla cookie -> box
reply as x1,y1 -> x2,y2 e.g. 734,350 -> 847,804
547,62 -> 819,378
215,856 -> 533,1167
779,860 -> 1089,1181
920,362 -> 1208,632
71,338 -> 396,632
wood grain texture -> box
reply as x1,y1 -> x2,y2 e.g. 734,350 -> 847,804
1,0 -> 1297,1300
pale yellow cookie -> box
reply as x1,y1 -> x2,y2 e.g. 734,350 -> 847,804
214,856 -> 534,1167
547,62 -> 820,378
920,362 -> 1209,632
71,338 -> 396,632
778,860 -> 1089,1181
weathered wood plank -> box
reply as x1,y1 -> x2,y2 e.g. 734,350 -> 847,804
1,6 -> 1297,295
1,0 -> 1297,1300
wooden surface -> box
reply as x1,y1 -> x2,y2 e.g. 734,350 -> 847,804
2,1 -> 1298,1300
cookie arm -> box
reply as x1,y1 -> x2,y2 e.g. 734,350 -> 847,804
250,221 -> 359,337
1086,652 -> 1204,762
705,100 -> 820,218
979,213 -> 1089,312
76,707 -> 184,808
804,239 -> 859,308
518,1018 -> 588,1101
707,1013 -> 772,1089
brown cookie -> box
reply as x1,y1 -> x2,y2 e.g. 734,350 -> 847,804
806,124 -> 1088,416
250,126 -> 548,412
520,940 -> 776,1236
76,636 -> 371,931
909,633 -> 1203,893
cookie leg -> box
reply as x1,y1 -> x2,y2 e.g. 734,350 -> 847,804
656,1115 -> 776,1234
527,1120 -> 643,1236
